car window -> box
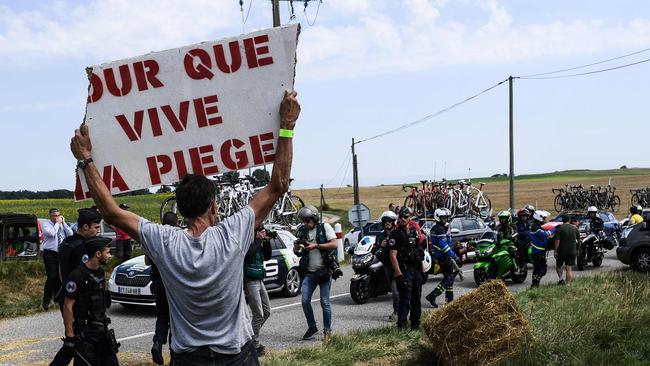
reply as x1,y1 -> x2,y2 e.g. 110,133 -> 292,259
270,238 -> 286,250
476,220 -> 486,229
450,218 -> 462,231
462,218 -> 479,231
102,221 -> 115,234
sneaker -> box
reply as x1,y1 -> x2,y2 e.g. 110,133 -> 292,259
323,330 -> 332,342
425,293 -> 438,308
558,279 -> 566,285
256,345 -> 266,357
151,341 -> 164,365
302,328 -> 318,340
388,311 -> 398,322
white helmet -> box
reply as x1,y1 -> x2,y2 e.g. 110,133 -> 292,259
532,211 -> 545,223
380,210 -> 398,224
587,206 -> 598,213
434,208 -> 451,221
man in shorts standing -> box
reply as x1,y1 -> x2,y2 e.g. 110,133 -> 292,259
554,215 -> 580,285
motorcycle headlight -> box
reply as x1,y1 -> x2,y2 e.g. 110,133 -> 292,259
477,246 -> 493,259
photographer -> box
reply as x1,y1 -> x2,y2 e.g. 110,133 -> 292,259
244,226 -> 274,356
294,205 -> 339,341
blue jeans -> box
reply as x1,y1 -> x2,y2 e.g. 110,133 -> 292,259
301,273 -> 332,332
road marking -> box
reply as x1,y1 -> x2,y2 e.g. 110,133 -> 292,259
115,293 -> 351,343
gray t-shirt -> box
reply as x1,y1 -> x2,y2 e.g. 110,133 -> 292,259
138,206 -> 255,354
306,223 -> 336,272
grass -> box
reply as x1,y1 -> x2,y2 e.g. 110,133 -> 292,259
262,270 -> 650,366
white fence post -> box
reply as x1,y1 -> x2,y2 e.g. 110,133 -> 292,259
335,223 -> 344,262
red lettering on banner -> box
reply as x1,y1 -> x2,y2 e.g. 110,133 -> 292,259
104,64 -> 132,97
184,49 -> 214,80
161,102 -> 190,132
193,95 -> 222,128
174,151 -> 188,179
189,145 -> 219,175
244,35 -> 274,69
87,72 -> 103,103
221,139 -> 248,170
74,165 -> 129,200
214,41 -> 242,73
133,60 -> 164,91
116,111 -> 145,142
249,132 -> 275,165
146,155 -> 173,185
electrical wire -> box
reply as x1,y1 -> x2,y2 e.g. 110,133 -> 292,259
356,78 -> 508,145
304,0 -> 322,26
517,56 -> 650,80
324,152 -> 351,187
518,46 -> 650,78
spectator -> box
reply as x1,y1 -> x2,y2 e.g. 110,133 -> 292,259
114,203 -> 133,262
244,226 -> 273,356
41,208 -> 73,311
554,215 -> 580,284
69,90 -> 300,365
628,206 -> 644,226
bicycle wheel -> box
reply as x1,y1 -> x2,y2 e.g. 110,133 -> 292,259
279,195 -> 304,226
611,195 -> 621,212
160,196 -> 177,222
554,195 -> 563,212
631,193 -> 640,207
291,195 -> 305,210
404,196 -> 416,212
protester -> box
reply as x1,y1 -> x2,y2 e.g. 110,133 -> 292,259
49,208 -> 102,366
295,204 -> 338,341
244,226 -> 273,355
61,236 -> 119,366
389,207 -> 424,330
70,90 -> 300,365
146,211 -> 177,365
374,211 -> 399,321
41,208 -> 73,311
554,214 -> 580,285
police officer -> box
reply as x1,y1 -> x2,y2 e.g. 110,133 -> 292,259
514,207 -> 532,272
61,236 -> 119,366
495,210 -> 515,242
389,207 -> 424,330
374,211 -> 399,321
529,211 -> 553,289
587,206 -> 604,234
425,208 -> 460,308
50,208 -> 102,366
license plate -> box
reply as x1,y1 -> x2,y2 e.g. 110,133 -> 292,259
117,287 -> 141,295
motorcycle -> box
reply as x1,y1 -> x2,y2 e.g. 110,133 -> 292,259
577,223 -> 612,270
349,236 -> 392,304
472,236 -> 529,286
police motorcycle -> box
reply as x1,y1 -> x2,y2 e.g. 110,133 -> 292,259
348,235 -> 433,304
472,233 -> 529,286
577,223 -> 610,270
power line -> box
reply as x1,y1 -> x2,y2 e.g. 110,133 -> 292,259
324,152 -> 351,187
517,56 -> 650,80
304,0 -> 322,26
356,78 -> 508,144
518,46 -> 650,78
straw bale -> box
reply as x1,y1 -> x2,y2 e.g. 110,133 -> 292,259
421,280 -> 532,366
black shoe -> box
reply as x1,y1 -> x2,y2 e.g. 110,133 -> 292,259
558,279 -> 566,285
151,341 -> 164,365
256,345 -> 266,357
302,328 -> 318,340
425,293 -> 438,308
41,301 -> 49,311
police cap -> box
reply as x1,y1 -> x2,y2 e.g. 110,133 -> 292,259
84,236 -> 112,255
77,208 -> 102,227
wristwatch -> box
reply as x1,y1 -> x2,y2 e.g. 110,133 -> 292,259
76,158 -> 94,170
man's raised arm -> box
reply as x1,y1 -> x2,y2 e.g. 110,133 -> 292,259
70,124 -> 141,241
249,91 -> 300,228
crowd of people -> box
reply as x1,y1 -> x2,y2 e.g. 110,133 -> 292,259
42,88 -> 644,365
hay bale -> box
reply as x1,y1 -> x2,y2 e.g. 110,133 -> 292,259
421,280 -> 532,366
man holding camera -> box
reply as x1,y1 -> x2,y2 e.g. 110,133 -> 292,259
294,205 -> 339,341
244,226 -> 274,356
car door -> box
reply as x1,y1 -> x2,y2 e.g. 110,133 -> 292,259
262,236 -> 286,291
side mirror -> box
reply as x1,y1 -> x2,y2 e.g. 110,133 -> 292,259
450,228 -> 460,235
346,246 -> 354,255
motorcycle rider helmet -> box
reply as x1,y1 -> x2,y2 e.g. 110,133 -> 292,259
434,208 -> 450,221
524,204 -> 535,215
497,210 -> 511,224
517,208 -> 530,217
399,206 -> 413,219
587,206 -> 598,215
532,210 -> 546,223
380,210 -> 398,225
298,205 -> 320,222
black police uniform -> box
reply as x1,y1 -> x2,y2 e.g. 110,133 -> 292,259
589,215 -> 604,234
61,237 -> 119,366
388,225 -> 423,330
514,218 -> 531,267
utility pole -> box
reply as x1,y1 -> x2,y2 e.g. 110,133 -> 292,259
351,138 -> 363,235
508,76 -> 515,210
272,0 -> 281,27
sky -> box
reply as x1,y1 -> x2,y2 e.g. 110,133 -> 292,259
0,0 -> 649,192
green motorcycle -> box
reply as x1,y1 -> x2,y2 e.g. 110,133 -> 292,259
473,237 -> 530,286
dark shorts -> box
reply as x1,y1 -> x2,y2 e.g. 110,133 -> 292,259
557,254 -> 576,266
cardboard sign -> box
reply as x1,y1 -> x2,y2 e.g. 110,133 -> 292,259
74,24 -> 300,200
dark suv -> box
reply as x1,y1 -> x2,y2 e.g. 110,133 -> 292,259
617,218 -> 650,272
1,213 -> 41,260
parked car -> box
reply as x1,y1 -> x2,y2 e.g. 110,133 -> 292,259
108,227 -> 302,307
418,215 -> 494,246
344,227 -> 362,249
345,221 -> 382,250
617,221 -> 650,272
1,213 -> 41,260
547,211 -> 621,243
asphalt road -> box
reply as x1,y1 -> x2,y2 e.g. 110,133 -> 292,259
0,250 -> 626,365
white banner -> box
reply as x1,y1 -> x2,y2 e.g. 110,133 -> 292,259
75,24 -> 300,200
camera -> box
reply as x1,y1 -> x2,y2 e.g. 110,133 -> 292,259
325,254 -> 343,280
294,238 -> 308,256
266,229 -> 278,239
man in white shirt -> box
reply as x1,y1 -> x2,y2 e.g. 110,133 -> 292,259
41,208 -> 73,311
